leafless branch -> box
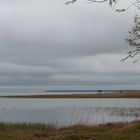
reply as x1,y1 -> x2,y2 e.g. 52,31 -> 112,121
122,15 -> 140,62
65,0 -> 76,5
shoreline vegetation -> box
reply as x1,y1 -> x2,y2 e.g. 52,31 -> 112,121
0,120 -> 140,140
1,90 -> 140,98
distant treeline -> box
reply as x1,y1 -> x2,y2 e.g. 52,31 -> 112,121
45,90 -> 123,93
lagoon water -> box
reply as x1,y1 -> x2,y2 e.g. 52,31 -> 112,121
0,85 -> 128,96
0,98 -> 140,127
0,86 -> 140,126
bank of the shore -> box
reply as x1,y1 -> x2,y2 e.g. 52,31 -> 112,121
0,120 -> 140,140
1,90 -> 140,98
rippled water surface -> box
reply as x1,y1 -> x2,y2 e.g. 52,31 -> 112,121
0,98 -> 140,126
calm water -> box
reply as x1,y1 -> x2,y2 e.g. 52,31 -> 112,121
0,86 -> 139,126
0,86 -> 128,95
0,86 -> 97,95
0,98 -> 140,127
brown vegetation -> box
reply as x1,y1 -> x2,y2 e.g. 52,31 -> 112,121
1,90 -> 140,98
1,121 -> 140,140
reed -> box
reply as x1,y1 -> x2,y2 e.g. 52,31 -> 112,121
0,122 -> 56,131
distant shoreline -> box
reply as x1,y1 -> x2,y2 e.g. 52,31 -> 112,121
1,90 -> 140,98
45,89 -> 121,93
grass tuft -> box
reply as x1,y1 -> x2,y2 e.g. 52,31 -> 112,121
0,122 -> 56,131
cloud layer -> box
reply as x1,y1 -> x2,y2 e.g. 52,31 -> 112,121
0,0 -> 139,89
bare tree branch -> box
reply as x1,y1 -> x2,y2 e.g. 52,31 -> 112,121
122,15 -> 140,62
65,0 -> 76,5
65,0 -> 140,61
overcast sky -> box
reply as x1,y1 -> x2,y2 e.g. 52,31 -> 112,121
0,0 -> 140,89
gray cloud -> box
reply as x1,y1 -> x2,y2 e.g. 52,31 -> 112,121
0,0 -> 139,89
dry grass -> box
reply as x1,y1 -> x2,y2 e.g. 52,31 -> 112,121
0,121 -> 140,140
1,90 -> 140,98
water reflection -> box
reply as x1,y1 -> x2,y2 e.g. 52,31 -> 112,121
0,98 -> 140,127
